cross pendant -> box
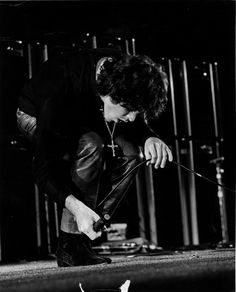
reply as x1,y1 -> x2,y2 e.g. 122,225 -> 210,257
108,141 -> 118,157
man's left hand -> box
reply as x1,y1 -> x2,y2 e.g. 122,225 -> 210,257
144,137 -> 173,169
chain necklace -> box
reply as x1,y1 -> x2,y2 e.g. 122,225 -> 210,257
104,120 -> 118,157
96,57 -> 119,157
99,108 -> 118,157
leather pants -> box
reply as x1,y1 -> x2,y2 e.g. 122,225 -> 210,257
16,109 -> 142,233
69,130 -> 142,218
62,130 -> 142,233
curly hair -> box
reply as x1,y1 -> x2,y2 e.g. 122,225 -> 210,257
96,54 -> 168,120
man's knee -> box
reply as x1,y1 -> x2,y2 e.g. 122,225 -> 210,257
77,131 -> 105,158
71,131 -> 105,185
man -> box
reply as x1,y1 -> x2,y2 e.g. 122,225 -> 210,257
17,48 -> 173,267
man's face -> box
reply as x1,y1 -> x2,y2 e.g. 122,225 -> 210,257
102,96 -> 139,123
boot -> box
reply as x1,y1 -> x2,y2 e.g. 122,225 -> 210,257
56,231 -> 111,267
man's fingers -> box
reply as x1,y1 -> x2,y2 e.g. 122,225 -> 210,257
80,223 -> 102,240
160,150 -> 168,168
154,143 -> 162,169
144,148 -> 152,165
151,144 -> 172,169
145,144 -> 157,164
86,230 -> 102,241
167,147 -> 173,162
160,146 -> 173,168
76,213 -> 102,240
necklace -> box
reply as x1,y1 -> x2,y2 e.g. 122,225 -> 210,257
104,120 -> 118,157
99,97 -> 118,157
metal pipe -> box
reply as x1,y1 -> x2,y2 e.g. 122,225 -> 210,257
42,44 -> 48,62
27,43 -> 43,254
92,36 -> 97,49
44,195 -> 51,254
42,43 -> 61,241
209,62 -> 229,243
135,171 -> 146,239
209,63 -> 220,157
168,59 -> 190,245
27,43 -> 32,79
34,184 -> 42,253
182,60 -> 199,245
131,38 -> 136,56
54,202 -> 59,238
145,165 -> 158,245
125,40 -> 130,55
216,164 -> 229,243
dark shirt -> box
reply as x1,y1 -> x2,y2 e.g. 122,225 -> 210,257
19,48 -> 157,207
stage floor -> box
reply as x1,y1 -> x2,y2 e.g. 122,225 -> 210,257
0,248 -> 235,292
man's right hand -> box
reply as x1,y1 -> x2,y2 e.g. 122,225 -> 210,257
65,194 -> 102,240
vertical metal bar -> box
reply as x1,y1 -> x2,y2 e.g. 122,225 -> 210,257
168,59 -> 190,245
27,43 -> 43,253
131,38 -> 136,56
34,184 -> 42,251
135,171 -> 146,239
216,164 -> 229,243
92,36 -> 97,49
44,195 -> 51,254
125,40 -> 130,55
42,43 -> 52,253
209,63 -> 229,243
209,64 -> 219,135
27,43 -> 32,79
209,63 -> 220,157
182,60 -> 199,245
42,44 -> 48,62
213,63 -> 224,139
42,43 -> 61,245
145,165 -> 158,245
54,202 -> 59,238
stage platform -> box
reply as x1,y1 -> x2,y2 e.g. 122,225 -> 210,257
0,248 -> 234,292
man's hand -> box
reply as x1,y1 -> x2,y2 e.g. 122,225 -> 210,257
65,195 -> 102,240
144,137 -> 173,169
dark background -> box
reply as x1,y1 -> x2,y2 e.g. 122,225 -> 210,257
0,0 -> 235,261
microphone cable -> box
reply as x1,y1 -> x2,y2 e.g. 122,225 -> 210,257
98,158 -> 235,208
93,157 -> 235,232
171,160 -> 236,193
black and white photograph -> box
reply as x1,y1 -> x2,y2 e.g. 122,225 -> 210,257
0,1 -> 235,291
